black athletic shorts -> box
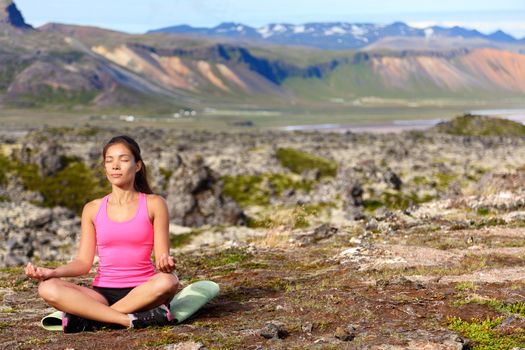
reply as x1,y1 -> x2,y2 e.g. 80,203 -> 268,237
93,286 -> 135,306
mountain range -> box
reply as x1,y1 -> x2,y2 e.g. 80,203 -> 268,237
149,22 -> 525,51
1,0 -> 525,113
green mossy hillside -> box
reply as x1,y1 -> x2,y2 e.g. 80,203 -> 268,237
12,86 -> 98,108
435,114 -> 525,137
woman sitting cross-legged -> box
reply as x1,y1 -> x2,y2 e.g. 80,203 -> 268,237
25,135 -> 180,333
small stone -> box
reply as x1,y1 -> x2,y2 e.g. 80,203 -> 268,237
301,321 -> 313,333
349,236 -> 362,245
260,321 -> 288,339
163,341 -> 207,350
334,324 -> 357,341
441,334 -> 470,350
365,219 -> 378,231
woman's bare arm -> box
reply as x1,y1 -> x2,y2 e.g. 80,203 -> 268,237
25,200 -> 98,280
150,194 -> 176,273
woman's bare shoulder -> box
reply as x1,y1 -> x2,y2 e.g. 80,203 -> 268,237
146,194 -> 168,207
82,197 -> 105,217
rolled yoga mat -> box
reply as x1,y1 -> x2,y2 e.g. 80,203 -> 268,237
40,280 -> 220,331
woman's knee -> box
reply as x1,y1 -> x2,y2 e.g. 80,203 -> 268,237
38,278 -> 62,303
152,273 -> 179,295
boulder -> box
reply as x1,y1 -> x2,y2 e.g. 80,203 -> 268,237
166,155 -> 246,227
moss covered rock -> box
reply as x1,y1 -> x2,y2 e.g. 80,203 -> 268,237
434,114 -> 525,137
276,148 -> 337,178
222,173 -> 314,207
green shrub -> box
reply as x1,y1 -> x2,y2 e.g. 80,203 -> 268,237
276,148 -> 337,177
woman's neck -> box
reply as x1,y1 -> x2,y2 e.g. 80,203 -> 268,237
109,187 -> 138,205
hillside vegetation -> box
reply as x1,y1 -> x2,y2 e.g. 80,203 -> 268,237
434,114 -> 525,136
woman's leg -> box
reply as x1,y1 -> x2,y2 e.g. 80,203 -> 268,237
38,278 -> 130,327
110,273 -> 179,314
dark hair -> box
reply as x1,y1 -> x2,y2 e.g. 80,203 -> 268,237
102,135 -> 153,194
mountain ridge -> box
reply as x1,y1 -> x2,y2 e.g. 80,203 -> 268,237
149,21 -> 525,51
0,1 -> 524,112
0,0 -> 32,30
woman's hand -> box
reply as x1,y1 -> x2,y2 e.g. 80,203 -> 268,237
156,253 -> 176,273
25,262 -> 56,281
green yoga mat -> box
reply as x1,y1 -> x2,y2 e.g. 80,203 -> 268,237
41,280 -> 219,331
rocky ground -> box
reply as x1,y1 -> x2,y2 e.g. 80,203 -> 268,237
3,118 -> 525,349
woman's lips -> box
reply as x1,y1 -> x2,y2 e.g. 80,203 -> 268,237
110,174 -> 122,178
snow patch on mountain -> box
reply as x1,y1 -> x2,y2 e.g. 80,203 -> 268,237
325,26 -> 346,36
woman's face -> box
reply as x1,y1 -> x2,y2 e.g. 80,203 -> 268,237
104,143 -> 141,188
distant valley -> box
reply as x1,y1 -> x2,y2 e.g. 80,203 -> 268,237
0,0 -> 524,121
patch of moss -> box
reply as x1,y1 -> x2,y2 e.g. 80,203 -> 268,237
13,162 -> 41,192
246,205 -> 313,229
0,266 -> 23,275
170,232 -> 194,248
14,85 -> 98,108
364,190 -> 434,212
0,153 -> 12,186
363,199 -> 384,212
276,147 -> 337,177
39,161 -> 110,214
476,207 -> 491,216
301,202 -> 337,215
434,172 -> 457,191
240,261 -> 269,269
19,337 -> 51,346
315,320 -> 333,332
9,158 -> 109,214
159,167 -> 173,192
170,229 -> 205,248
435,114 -> 525,137
473,218 -> 507,229
412,176 -> 429,186
205,248 -> 249,268
448,316 -> 525,350
0,322 -> 13,330
0,307 -> 16,313
222,173 -> 314,207
458,296 -> 525,318
455,281 -> 477,292
143,326 -> 243,349
144,333 -> 183,346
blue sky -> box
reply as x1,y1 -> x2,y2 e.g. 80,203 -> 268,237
15,0 -> 525,38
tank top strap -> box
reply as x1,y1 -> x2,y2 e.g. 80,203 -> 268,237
138,192 -> 147,216
95,194 -> 110,225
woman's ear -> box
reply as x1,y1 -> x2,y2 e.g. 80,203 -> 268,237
136,160 -> 142,172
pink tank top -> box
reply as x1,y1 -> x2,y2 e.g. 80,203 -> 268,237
92,192 -> 156,287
